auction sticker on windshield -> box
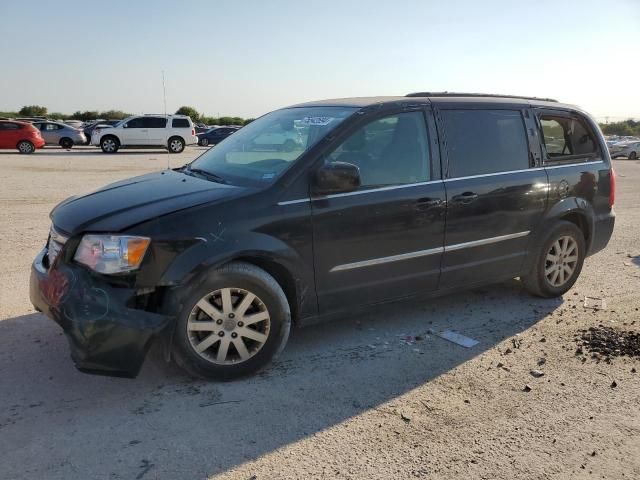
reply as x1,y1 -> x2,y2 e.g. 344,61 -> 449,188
298,117 -> 334,126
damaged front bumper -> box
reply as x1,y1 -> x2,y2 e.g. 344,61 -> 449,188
29,248 -> 173,377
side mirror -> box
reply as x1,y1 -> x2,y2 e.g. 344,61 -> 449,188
314,162 -> 361,195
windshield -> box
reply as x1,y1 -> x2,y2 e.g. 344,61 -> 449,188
188,106 -> 357,186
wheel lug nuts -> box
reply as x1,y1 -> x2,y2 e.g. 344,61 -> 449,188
231,332 -> 238,338
237,321 -> 244,327
218,331 -> 225,337
228,313 -> 235,319
216,319 -> 223,325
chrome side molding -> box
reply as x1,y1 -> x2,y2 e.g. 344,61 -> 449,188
330,231 -> 530,272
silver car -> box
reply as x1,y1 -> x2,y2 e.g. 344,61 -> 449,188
32,121 -> 86,149
609,140 -> 640,159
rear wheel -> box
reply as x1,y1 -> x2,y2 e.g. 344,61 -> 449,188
17,141 -> 35,154
200,138 -> 209,147
172,262 -> 291,380
523,221 -> 585,297
60,138 -> 73,149
168,136 -> 185,154
629,151 -> 637,160
100,136 -> 119,153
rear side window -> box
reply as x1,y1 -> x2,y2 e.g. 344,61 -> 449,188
539,114 -> 597,160
172,118 -> 190,128
441,110 -> 530,178
0,122 -> 21,130
144,117 -> 168,128
326,111 -> 431,186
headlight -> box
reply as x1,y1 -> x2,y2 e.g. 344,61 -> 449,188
74,235 -> 150,274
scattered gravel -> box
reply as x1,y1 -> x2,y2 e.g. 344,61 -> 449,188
576,326 -> 640,359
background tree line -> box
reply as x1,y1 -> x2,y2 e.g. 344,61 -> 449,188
0,105 -> 254,126
174,106 -> 254,125
599,119 -> 640,137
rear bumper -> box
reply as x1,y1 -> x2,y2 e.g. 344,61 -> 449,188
29,248 -> 172,377
588,210 -> 615,256
34,138 -> 46,148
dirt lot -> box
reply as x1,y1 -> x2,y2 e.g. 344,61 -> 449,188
0,147 -> 639,480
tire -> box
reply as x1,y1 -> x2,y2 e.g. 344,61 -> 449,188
100,136 -> 119,153
60,138 -> 73,149
522,221 -> 586,298
200,138 -> 209,147
17,141 -> 35,154
172,262 -> 291,380
629,151 -> 637,160
168,136 -> 185,154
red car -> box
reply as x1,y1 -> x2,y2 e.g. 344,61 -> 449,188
0,120 -> 45,153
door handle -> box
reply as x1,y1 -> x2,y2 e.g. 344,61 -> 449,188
451,192 -> 479,204
414,197 -> 442,209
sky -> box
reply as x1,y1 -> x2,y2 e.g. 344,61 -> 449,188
0,0 -> 638,120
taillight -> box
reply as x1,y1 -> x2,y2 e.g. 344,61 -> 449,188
609,169 -> 616,208
192,128 -> 195,136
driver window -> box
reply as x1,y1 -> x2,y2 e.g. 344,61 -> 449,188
326,112 -> 430,187
125,117 -> 144,129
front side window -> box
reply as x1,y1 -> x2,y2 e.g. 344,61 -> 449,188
125,117 -> 144,128
326,112 -> 430,187
189,106 -> 356,187
539,114 -> 597,160
441,109 -> 530,178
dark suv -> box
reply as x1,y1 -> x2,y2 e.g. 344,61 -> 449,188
30,93 -> 615,379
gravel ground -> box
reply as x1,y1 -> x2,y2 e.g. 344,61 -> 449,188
0,147 -> 639,480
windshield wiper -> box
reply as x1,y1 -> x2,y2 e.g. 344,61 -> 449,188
182,166 -> 228,184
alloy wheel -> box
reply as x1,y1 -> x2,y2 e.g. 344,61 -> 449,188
102,139 -> 116,152
544,235 -> 578,287
170,139 -> 184,152
18,142 -> 33,153
201,138 -> 209,147
187,288 -> 271,365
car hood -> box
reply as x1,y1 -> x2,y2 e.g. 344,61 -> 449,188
51,170 -> 248,235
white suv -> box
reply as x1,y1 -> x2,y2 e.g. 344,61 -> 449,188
91,114 -> 198,153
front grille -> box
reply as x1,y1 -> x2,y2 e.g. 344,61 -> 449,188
47,226 -> 68,266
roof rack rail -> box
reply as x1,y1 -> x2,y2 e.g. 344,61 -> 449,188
405,92 -> 558,102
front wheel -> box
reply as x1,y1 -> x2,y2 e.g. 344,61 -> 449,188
200,138 -> 209,147
168,136 -> 185,154
629,151 -> 637,160
100,136 -> 119,153
17,141 -> 35,154
522,221 -> 586,297
172,262 -> 291,380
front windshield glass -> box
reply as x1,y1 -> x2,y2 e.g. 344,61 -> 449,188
188,106 -> 357,186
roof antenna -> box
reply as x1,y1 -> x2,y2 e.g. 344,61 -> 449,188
162,70 -> 170,170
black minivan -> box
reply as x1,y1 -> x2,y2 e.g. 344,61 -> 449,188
30,93 -> 615,379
